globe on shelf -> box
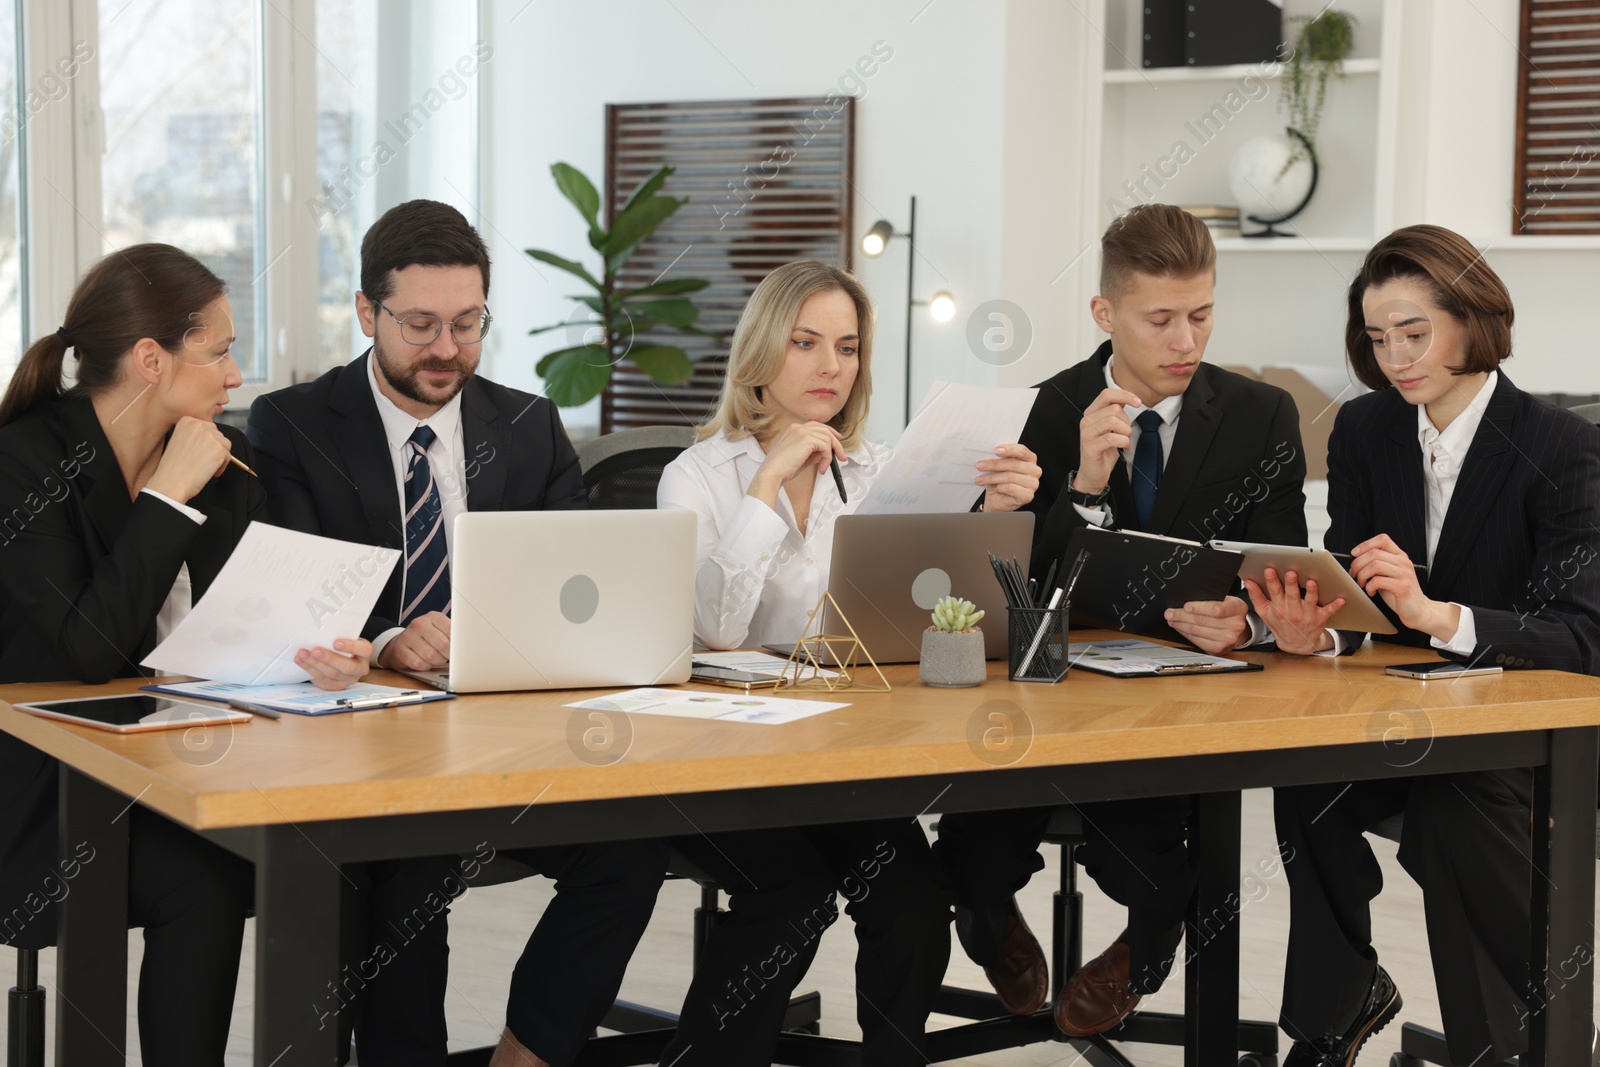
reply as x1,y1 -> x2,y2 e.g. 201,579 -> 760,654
1227,130 -> 1318,238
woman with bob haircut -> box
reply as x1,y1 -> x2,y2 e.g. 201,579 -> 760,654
1249,224 -> 1600,1067
0,244 -> 373,1064
655,260 -> 1041,1065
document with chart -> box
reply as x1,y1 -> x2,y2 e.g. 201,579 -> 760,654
142,522 -> 400,685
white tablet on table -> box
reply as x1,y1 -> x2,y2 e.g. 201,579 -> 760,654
1206,541 -> 1399,636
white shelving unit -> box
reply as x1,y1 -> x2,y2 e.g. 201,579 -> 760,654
1057,0 -> 1600,400
1092,0 -> 1398,249
1103,57 -> 1382,85
1063,0 -> 1400,386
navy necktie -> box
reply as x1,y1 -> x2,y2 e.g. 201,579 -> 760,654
401,425 -> 451,623
1131,409 -> 1164,531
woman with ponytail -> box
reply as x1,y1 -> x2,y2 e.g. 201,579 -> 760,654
0,244 -> 372,1064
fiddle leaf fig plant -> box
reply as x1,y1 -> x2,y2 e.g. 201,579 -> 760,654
526,162 -> 715,407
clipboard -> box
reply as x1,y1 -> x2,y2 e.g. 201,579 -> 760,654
1066,639 -> 1264,677
1057,526 -> 1245,640
141,680 -> 456,715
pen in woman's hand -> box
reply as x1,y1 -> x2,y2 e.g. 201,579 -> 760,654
227,454 -> 258,478
830,454 -> 847,504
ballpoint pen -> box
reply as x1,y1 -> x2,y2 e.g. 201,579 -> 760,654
337,691 -> 426,710
1062,549 -> 1091,604
226,698 -> 282,719
226,454 -> 259,478
830,455 -> 848,504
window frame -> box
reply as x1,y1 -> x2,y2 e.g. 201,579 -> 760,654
16,0 -> 484,402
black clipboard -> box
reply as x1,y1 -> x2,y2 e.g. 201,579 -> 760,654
1059,526 -> 1245,641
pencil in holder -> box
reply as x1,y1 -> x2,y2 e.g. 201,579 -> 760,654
1007,602 -> 1070,683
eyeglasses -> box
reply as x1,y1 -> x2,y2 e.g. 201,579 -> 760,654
373,301 -> 492,346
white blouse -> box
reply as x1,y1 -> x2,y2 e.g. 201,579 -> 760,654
657,430 -> 889,650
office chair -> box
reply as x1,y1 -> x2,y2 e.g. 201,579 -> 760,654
8,948 -> 43,1067
575,425 -> 696,510
932,806 -> 1281,1067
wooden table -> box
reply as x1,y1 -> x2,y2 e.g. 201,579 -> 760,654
2,635 -> 1596,1066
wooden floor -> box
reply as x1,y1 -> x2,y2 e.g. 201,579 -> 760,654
5,789 -> 1596,1065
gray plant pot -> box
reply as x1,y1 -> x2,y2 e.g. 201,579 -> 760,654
919,628 -> 986,688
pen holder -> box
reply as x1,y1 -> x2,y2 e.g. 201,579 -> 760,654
1007,603 -> 1070,683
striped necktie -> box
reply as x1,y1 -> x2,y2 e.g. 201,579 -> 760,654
401,425 -> 451,623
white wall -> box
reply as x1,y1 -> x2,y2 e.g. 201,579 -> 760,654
1390,0 -> 1600,394
485,0 -> 1008,442
485,0 -> 1600,442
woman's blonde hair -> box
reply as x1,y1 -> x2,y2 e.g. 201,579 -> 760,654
699,260 -> 874,449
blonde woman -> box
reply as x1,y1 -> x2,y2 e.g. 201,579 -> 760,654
656,261 -> 1040,1065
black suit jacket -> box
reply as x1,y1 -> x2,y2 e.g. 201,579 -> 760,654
1023,341 -> 1309,579
1326,373 -> 1600,673
246,351 -> 586,640
0,394 -> 264,946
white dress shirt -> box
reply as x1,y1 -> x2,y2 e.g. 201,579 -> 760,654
1074,354 -> 1183,528
1322,372 -> 1496,657
1413,371 -> 1494,652
366,353 -> 468,657
141,488 -> 205,643
657,430 -> 889,650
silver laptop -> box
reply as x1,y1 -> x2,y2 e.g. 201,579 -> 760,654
401,510 -> 695,693
768,512 -> 1034,664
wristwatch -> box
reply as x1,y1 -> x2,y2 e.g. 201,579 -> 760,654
1065,470 -> 1111,509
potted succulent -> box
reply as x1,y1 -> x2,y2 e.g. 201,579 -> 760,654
920,596 -> 987,688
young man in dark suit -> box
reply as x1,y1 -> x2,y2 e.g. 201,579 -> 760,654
247,200 -> 666,1067
936,203 -> 1309,1036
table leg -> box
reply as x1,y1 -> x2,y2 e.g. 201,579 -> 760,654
1528,726 -> 1597,1067
1185,790 -> 1242,1067
54,767 -> 129,1067
254,824 -> 344,1065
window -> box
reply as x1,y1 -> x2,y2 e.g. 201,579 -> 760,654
0,0 -> 483,401
98,0 -> 266,378
311,1 -> 482,373
0,0 -> 25,380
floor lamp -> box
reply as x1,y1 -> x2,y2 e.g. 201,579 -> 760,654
860,195 -> 955,425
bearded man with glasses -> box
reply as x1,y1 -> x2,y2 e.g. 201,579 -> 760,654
247,199 -> 667,1067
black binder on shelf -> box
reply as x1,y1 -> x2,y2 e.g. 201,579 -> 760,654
1142,0 -> 1186,69
1059,525 -> 1245,642
1185,0 -> 1283,67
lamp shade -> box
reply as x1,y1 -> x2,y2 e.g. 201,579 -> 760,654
861,219 -> 894,257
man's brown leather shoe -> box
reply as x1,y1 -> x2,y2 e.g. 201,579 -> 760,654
1054,936 -> 1141,1036
984,900 -> 1049,1015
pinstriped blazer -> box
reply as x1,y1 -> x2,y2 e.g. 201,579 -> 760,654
1327,372 -> 1600,674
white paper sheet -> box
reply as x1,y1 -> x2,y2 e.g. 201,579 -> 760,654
856,381 -> 1039,515
565,687 -> 847,725
142,522 -> 400,684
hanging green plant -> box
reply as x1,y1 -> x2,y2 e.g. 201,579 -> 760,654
1279,10 -> 1357,173
525,162 -> 715,407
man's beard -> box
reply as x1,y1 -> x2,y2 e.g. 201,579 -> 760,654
374,336 -> 475,406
